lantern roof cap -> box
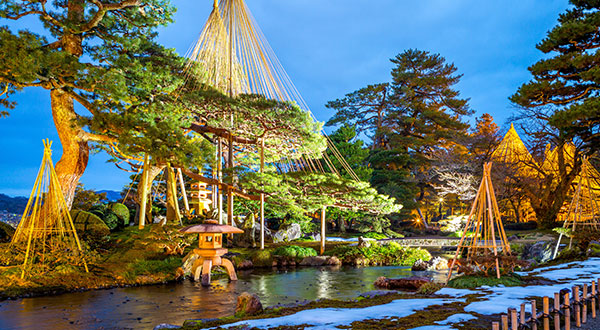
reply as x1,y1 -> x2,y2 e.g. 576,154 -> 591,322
180,220 -> 244,234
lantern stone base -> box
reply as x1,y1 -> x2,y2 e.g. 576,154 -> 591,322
190,248 -> 237,286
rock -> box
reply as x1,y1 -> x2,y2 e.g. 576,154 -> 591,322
411,257 -> 448,271
0,221 -> 15,243
175,267 -> 185,281
237,260 -> 254,269
182,319 -> 219,327
299,256 -> 328,266
429,257 -> 448,271
235,292 -> 263,316
588,241 -> 600,257
411,259 -> 429,271
154,324 -> 180,330
153,215 -> 166,224
508,235 -> 519,241
523,241 -> 555,263
374,276 -> 431,290
310,233 -> 321,242
181,251 -> 201,277
358,236 -> 371,248
273,223 -> 302,243
326,256 -> 341,266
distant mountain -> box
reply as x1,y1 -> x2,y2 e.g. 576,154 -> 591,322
98,190 -> 122,202
0,194 -> 28,214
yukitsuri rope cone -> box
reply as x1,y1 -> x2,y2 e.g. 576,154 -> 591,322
447,162 -> 512,280
552,156 -> 600,259
9,140 -> 88,279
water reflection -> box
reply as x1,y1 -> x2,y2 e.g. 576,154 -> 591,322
0,266 -> 444,330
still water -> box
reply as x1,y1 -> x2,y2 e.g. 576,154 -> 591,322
0,266 -> 444,330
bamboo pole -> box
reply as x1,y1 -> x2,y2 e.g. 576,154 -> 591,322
501,314 -> 508,330
217,138 -> 223,224
592,281 -> 597,319
492,322 -> 499,330
509,308 -> 517,330
531,299 -> 538,330
139,153 -> 150,229
177,168 -> 190,214
227,132 -> 234,227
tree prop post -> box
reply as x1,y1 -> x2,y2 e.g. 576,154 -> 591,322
552,157 -> 600,259
447,162 -> 511,280
10,140 -> 88,278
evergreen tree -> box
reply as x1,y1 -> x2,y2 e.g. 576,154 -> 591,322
325,124 -> 372,181
509,0 -> 600,227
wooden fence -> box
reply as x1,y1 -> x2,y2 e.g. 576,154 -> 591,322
492,279 -> 599,330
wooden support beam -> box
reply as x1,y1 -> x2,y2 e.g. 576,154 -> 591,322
177,168 -> 190,214
227,132 -> 234,227
138,153 -> 150,229
217,138 -> 223,224
320,206 -> 326,255
166,163 -> 182,225
260,138 -> 265,250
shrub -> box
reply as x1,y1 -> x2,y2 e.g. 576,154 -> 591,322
504,221 -> 537,231
330,242 -> 431,266
362,232 -> 388,240
251,249 -> 273,267
574,228 -> 600,251
0,221 -> 15,243
110,203 -> 130,226
273,245 -> 317,260
417,282 -> 445,295
70,209 -> 110,243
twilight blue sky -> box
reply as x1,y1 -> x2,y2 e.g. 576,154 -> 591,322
0,0 -> 569,196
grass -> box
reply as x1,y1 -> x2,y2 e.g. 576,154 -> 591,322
448,273 -> 523,289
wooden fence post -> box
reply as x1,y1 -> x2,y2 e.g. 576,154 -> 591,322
554,292 -> 561,330
592,280 -> 597,319
520,303 -> 526,327
583,284 -> 588,324
492,322 -> 500,330
509,308 -> 518,330
501,314 -> 508,330
565,292 -> 571,330
574,286 -> 581,327
532,299 -> 538,330
543,296 -> 550,330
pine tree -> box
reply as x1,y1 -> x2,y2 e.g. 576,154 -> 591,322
0,1 -> 177,206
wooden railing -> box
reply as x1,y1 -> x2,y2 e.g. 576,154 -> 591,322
492,279 -> 600,330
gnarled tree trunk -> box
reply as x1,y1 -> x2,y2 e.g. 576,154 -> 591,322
51,89 -> 89,207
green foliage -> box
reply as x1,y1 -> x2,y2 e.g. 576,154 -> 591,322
417,282 -> 445,295
574,228 -> 600,251
327,49 -> 473,217
553,227 -> 573,238
556,247 -> 584,261
127,256 -> 182,277
323,124 -> 373,181
362,232 -> 388,240
272,245 -> 317,260
447,231 -> 474,238
330,242 -> 431,266
250,249 -> 273,267
448,273 -> 523,289
70,209 -> 111,243
89,205 -> 120,231
110,203 -> 130,226
72,184 -> 107,212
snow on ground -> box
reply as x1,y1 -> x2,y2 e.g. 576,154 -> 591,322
211,298 -> 462,330
211,258 -> 600,329
465,258 -> 600,315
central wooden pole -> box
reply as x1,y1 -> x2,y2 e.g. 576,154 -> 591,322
217,138 -> 223,224
260,138 -> 265,250
138,153 -> 150,229
227,132 -> 234,227
320,206 -> 326,255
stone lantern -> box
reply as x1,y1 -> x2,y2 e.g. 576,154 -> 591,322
180,220 -> 243,286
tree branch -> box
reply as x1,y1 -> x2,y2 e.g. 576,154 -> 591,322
79,0 -> 141,33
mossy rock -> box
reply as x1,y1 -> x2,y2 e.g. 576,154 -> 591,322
0,221 -> 15,243
109,203 -> 130,226
70,209 -> 110,240
251,249 -> 273,267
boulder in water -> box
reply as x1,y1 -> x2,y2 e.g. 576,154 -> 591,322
236,292 -> 263,316
299,256 -> 328,266
523,241 -> 555,264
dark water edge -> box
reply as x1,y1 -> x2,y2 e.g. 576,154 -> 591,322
0,265 -> 445,330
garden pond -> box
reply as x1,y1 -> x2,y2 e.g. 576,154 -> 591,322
0,265 -> 446,330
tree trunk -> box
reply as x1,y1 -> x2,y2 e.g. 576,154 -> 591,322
134,164 -> 165,225
51,89 -> 89,207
